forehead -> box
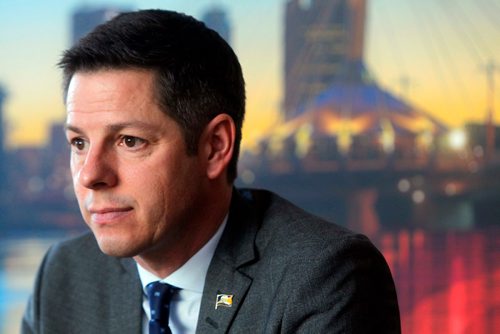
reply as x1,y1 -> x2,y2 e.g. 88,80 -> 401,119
65,68 -> 165,124
67,68 -> 155,104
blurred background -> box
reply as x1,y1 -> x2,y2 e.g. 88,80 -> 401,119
0,0 -> 499,333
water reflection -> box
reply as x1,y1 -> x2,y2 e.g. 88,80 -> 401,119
0,235 -> 64,334
376,228 -> 500,334
1,229 -> 499,333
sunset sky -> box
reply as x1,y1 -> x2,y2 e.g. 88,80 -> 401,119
0,0 -> 499,149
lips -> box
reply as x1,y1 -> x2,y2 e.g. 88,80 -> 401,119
89,207 -> 133,224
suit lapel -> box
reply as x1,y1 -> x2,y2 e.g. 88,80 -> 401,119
196,258 -> 253,332
196,189 -> 260,333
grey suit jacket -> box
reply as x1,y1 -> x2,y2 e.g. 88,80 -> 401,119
22,188 -> 401,333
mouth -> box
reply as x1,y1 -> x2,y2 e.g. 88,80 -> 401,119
89,207 -> 133,225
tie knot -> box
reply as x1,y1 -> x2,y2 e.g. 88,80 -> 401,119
146,281 -> 177,299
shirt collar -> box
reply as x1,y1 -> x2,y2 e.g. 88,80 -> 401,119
136,215 -> 227,294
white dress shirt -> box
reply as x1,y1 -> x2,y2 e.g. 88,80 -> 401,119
137,217 -> 227,334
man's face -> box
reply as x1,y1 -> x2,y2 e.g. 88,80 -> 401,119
65,69 -> 204,258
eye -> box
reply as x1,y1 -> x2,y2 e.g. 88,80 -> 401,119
119,136 -> 147,149
70,137 -> 87,151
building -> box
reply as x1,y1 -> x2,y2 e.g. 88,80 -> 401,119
201,6 -> 232,45
0,86 -> 6,195
284,0 -> 367,118
1,6 -> 135,231
71,6 -> 129,45
238,0 -> 478,231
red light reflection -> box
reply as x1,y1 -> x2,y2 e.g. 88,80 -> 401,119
376,229 -> 499,334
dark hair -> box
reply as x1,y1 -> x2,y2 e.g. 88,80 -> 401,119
59,9 -> 245,182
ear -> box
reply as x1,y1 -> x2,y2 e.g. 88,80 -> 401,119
200,114 -> 236,180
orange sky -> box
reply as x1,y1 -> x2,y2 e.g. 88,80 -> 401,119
1,0 -> 499,149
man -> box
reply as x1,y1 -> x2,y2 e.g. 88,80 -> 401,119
22,9 -> 400,333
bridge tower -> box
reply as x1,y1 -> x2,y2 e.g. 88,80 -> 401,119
284,0 -> 367,118
484,60 -> 498,160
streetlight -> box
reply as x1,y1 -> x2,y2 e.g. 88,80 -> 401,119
448,128 -> 467,150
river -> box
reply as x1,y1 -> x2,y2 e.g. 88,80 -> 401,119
0,233 -> 68,334
1,228 -> 498,334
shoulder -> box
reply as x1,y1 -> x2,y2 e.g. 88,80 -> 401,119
50,231 -> 99,252
41,232 -> 129,280
237,188 -> 372,257
45,232 -> 101,265
24,234 -> 142,333
230,188 -> 400,332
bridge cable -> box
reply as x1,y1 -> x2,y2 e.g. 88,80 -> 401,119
473,0 -> 500,32
405,0 -> 453,116
440,0 -> 493,63
424,0 -> 473,113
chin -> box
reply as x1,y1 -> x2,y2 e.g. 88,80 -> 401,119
94,234 -> 142,258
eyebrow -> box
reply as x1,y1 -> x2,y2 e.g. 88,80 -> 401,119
64,121 -> 161,134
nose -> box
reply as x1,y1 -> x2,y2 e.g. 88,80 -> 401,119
75,146 -> 118,190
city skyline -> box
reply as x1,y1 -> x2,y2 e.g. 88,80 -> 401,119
0,0 -> 499,149
1,4 -> 499,332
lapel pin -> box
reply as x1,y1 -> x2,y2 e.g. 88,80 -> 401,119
215,294 -> 233,309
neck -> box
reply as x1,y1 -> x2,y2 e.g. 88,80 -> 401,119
134,185 -> 233,278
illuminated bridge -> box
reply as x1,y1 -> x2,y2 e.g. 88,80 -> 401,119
238,82 -> 500,232
237,0 -> 500,233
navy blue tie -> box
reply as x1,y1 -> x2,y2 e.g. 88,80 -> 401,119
146,281 -> 178,334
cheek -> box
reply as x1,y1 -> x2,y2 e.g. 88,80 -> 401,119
70,162 -> 87,203
121,168 -> 167,212
72,186 -> 87,211
134,167 -> 180,213
70,156 -> 82,184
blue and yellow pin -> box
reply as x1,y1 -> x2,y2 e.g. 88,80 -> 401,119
215,294 -> 233,309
